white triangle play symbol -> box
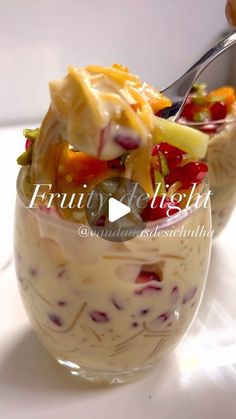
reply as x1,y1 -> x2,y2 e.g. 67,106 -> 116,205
108,198 -> 131,223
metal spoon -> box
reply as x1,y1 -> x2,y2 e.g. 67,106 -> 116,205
160,31 -> 236,121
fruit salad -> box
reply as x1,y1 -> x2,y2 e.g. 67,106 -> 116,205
14,65 -> 211,383
179,84 -> 236,236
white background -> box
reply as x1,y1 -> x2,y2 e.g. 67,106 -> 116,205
0,0 -> 234,125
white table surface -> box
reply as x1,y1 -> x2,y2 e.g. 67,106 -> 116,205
0,126 -> 236,419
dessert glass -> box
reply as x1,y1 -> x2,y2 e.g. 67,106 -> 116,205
14,168 -> 212,384
179,118 -> 236,237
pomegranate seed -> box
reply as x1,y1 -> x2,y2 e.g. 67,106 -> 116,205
181,100 -> 201,121
139,308 -> 150,316
166,162 -> 208,188
165,167 -> 182,186
58,300 -> 67,306
135,285 -> 162,296
152,142 -> 185,157
141,196 -> 179,221
157,312 -> 170,323
152,142 -> 185,170
48,313 -> 63,327
90,310 -> 109,323
181,162 -> 208,188
25,139 -> 31,151
152,145 -> 160,157
183,287 -> 197,304
210,101 -> 227,120
135,270 -> 161,283
167,154 -> 183,170
114,134 -> 141,150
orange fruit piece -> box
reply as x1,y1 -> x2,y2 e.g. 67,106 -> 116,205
207,86 -> 236,111
112,63 -> 129,72
58,149 -> 124,186
140,83 -> 172,113
59,150 -> 108,185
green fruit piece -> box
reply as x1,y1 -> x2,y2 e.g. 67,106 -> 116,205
159,152 -> 169,176
192,94 -> 207,106
193,111 -> 209,122
191,83 -> 207,95
23,128 -> 39,141
154,171 -> 166,195
17,147 -> 32,166
153,115 -> 209,158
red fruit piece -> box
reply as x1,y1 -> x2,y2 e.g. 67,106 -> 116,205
166,154 -> 183,171
48,313 -> 63,327
183,287 -> 197,304
141,196 -> 179,221
25,139 -> 31,151
139,308 -> 150,316
135,270 -> 161,283
90,310 -> 109,323
157,312 -> 170,323
152,144 -> 161,156
181,99 -> 201,121
210,101 -> 227,121
114,134 -> 141,150
181,162 -> 208,188
152,142 -> 185,157
135,285 -> 162,296
165,167 -> 182,186
152,142 -> 185,170
58,300 -> 67,306
166,162 -> 208,188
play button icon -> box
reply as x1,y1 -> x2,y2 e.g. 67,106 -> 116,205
85,176 -> 149,242
108,198 -> 131,222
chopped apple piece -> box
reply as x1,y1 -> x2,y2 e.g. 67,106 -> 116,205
152,116 -> 209,158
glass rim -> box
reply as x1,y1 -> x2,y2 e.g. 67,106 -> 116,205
16,167 -> 210,232
178,115 -> 236,127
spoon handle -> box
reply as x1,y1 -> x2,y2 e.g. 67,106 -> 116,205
160,31 -> 236,120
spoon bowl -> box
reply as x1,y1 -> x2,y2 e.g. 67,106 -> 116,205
160,31 -> 236,120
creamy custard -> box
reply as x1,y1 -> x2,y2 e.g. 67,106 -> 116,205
15,172 -> 211,372
207,120 -> 236,236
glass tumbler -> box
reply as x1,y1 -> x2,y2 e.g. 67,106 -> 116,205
180,117 -> 236,236
14,168 -> 212,384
